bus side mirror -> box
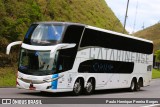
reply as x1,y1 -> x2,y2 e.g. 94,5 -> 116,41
50,43 -> 76,58
6,41 -> 22,55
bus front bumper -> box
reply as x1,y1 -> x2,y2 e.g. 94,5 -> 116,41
16,78 -> 72,93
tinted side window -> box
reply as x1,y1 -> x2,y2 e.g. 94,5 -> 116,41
80,28 -> 153,54
78,60 -> 134,74
57,25 -> 84,71
62,25 -> 84,45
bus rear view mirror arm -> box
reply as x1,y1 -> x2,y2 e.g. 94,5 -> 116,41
50,43 -> 76,58
6,41 -> 22,55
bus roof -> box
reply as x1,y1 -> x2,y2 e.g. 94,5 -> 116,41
33,21 -> 153,44
33,21 -> 86,26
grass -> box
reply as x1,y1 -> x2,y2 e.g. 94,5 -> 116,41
152,69 -> 160,79
49,0 -> 124,33
0,67 -> 17,87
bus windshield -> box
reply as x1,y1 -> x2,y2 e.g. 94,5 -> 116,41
18,49 -> 62,76
24,24 -> 65,45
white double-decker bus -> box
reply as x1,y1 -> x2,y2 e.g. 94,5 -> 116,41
6,22 -> 153,95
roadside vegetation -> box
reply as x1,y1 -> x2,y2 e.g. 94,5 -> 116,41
152,69 -> 160,79
0,67 -> 16,87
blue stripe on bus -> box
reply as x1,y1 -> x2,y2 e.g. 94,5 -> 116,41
51,74 -> 58,89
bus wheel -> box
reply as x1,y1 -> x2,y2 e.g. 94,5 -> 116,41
130,79 -> 136,91
137,79 -> 143,91
136,81 -> 140,91
84,79 -> 94,95
72,79 -> 82,96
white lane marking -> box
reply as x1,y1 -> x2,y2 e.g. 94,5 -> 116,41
141,104 -> 160,107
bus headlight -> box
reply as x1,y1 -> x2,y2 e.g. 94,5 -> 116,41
43,78 -> 53,82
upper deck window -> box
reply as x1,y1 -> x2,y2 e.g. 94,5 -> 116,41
24,24 -> 65,45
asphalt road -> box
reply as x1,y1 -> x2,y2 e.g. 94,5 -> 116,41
0,79 -> 160,107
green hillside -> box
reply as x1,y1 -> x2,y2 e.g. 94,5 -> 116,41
0,0 -> 124,66
134,23 -> 160,51
0,0 -> 124,44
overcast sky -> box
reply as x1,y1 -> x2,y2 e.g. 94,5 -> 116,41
105,0 -> 160,34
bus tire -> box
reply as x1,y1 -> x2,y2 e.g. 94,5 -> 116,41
136,81 -> 140,91
72,79 -> 83,96
137,78 -> 143,91
129,79 -> 136,92
84,78 -> 95,95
